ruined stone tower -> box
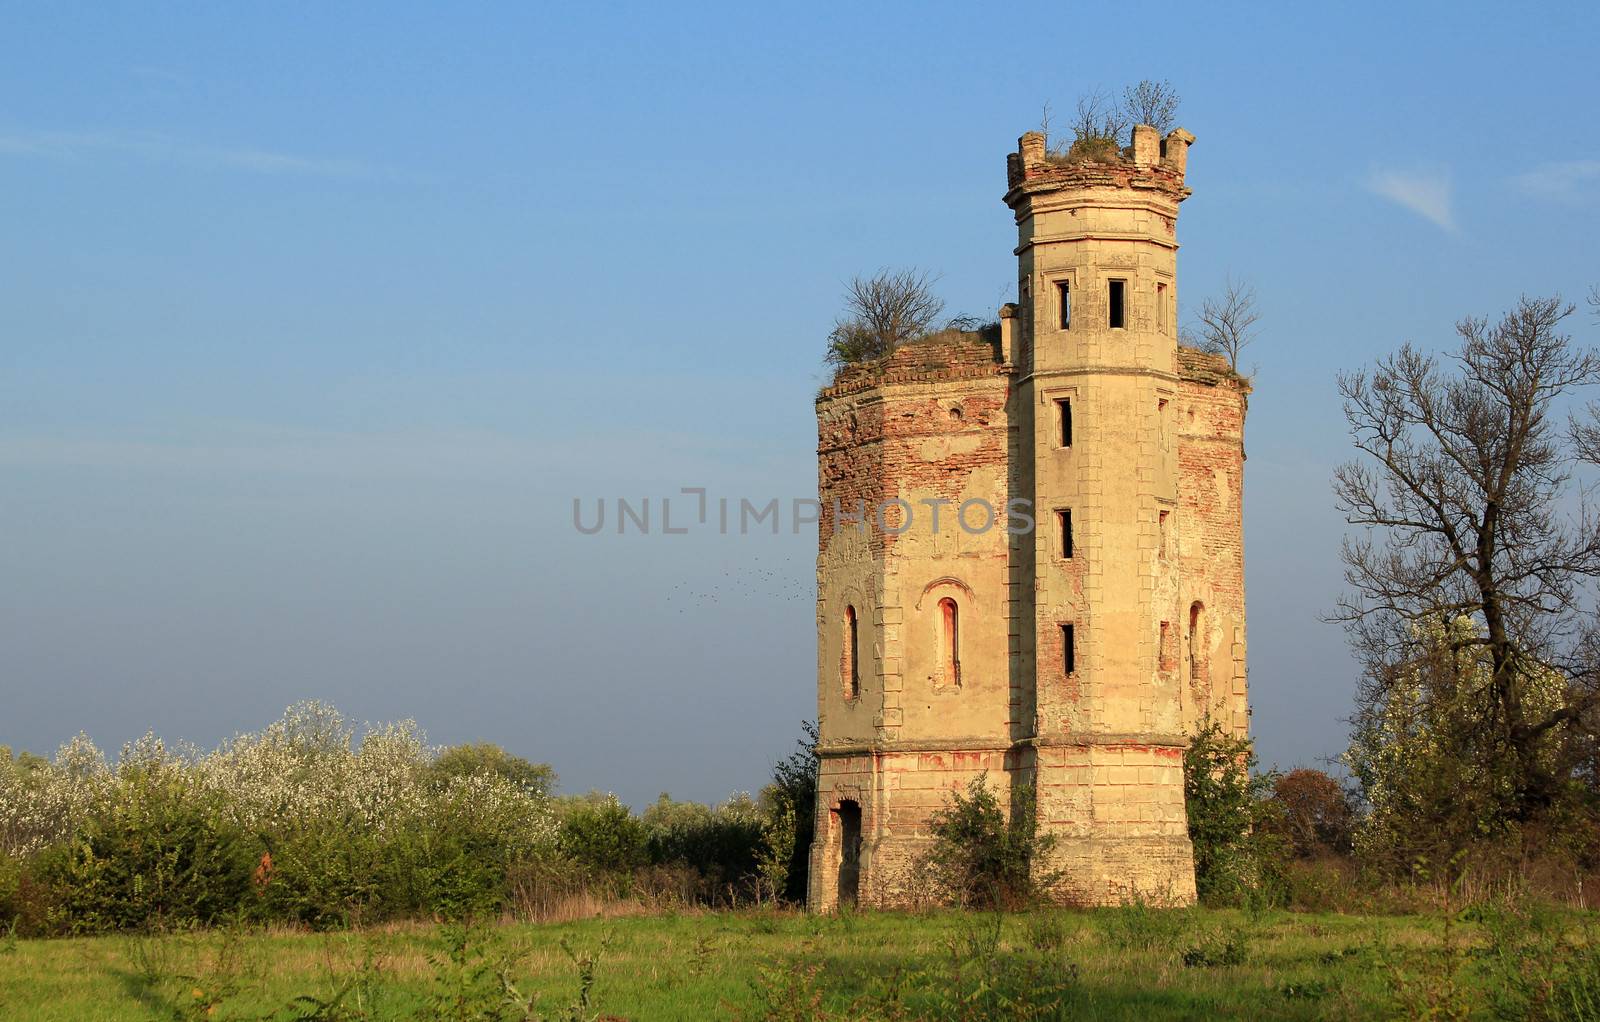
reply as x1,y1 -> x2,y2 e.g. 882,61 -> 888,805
808,124 -> 1250,910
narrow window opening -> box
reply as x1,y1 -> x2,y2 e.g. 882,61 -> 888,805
1108,279 -> 1126,329
1062,623 -> 1076,676
1189,602 -> 1206,684
1160,621 -> 1175,672
842,606 -> 859,700
939,597 -> 961,687
1056,398 -> 1072,448
1158,509 -> 1170,558
1058,509 -> 1073,559
1156,282 -> 1169,334
1057,280 -> 1071,330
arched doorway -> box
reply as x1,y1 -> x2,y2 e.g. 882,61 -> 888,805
835,800 -> 862,906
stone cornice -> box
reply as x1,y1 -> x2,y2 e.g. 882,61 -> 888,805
818,732 -> 1190,757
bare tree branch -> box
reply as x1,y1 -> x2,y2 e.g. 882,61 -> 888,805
1043,81 -> 1182,159
1192,277 -> 1260,372
1122,79 -> 1180,134
1333,294 -> 1600,815
825,268 -> 945,368
1072,90 -> 1126,149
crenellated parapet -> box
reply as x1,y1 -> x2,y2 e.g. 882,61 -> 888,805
1005,125 -> 1195,205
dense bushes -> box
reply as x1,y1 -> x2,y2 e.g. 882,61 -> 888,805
1269,768 -> 1354,859
640,794 -> 762,895
37,761 -> 254,931
1180,712 -> 1600,913
0,704 -> 810,934
766,721 -> 818,903
924,775 -> 1055,909
1182,720 -> 1295,908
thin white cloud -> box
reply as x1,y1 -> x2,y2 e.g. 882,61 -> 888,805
0,129 -> 381,180
1512,160 -> 1600,202
1366,168 -> 1457,231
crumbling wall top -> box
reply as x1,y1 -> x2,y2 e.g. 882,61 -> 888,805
1177,344 -> 1251,392
1005,125 -> 1195,205
818,329 -> 1006,402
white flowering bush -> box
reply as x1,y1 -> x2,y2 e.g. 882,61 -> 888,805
42,739 -> 253,932
1,701 -> 793,932
1343,616 -> 1572,874
1,702 -> 567,932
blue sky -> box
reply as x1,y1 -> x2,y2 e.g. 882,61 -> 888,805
2,2 -> 1597,804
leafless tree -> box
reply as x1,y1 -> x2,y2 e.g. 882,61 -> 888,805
1043,81 -> 1181,157
1193,277 -> 1260,372
1122,79 -> 1180,134
1333,295 -> 1600,815
1067,90 -> 1128,152
825,268 -> 945,367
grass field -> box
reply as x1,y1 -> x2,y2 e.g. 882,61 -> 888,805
0,906 -> 1533,1020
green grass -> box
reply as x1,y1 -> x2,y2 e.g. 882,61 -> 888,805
0,907 -> 1509,1020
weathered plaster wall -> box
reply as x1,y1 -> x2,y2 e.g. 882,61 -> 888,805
809,124 -> 1248,911
811,334 -> 1013,908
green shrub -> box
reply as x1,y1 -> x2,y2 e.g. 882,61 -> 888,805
260,820 -> 390,927
925,775 -> 1055,909
1183,720 -> 1286,907
0,853 -> 18,924
1281,856 -> 1358,913
425,743 -> 556,799
264,771 -> 561,926
755,800 -> 796,905
642,794 -> 764,898
559,795 -> 648,887
764,721 -> 818,904
0,853 -> 55,936
40,764 -> 255,932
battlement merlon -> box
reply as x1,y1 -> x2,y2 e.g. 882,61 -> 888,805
1004,125 -> 1195,205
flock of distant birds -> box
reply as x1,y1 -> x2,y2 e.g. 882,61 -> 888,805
668,554 -> 815,611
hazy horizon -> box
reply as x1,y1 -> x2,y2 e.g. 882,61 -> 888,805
3,2 -> 1598,807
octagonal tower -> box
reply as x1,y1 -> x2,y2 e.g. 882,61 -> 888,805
808,124 -> 1249,910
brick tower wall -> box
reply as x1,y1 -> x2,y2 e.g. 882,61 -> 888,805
811,331 -> 1013,909
1176,348 -> 1250,736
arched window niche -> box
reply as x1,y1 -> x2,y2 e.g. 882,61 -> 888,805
842,605 -> 860,700
1188,601 -> 1207,686
938,597 -> 961,689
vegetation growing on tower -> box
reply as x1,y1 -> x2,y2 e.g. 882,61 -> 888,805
823,268 -> 998,372
1041,80 -> 1182,163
